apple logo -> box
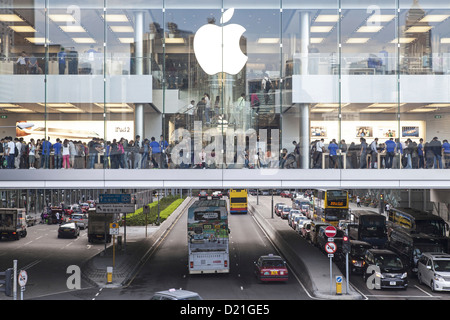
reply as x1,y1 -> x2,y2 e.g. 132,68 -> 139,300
193,8 -> 248,75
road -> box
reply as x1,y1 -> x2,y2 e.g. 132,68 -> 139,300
1,195 -> 449,301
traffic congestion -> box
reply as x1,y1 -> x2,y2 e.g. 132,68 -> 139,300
267,189 -> 450,293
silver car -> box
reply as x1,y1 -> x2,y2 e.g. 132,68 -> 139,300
150,289 -> 202,300
418,252 -> 450,292
70,213 -> 88,230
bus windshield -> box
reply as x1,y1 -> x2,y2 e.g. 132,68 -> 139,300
325,208 -> 347,221
327,190 -> 348,200
415,220 -> 447,237
359,216 -> 386,237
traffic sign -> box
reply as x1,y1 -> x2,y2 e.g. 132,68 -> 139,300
96,203 -> 135,214
324,226 -> 337,238
18,270 -> 27,287
99,194 -> 131,204
325,242 -> 337,254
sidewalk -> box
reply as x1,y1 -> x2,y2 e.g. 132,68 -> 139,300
248,197 -> 364,300
81,197 -> 194,288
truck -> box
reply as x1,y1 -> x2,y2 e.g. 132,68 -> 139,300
0,208 -> 27,240
87,208 -> 118,243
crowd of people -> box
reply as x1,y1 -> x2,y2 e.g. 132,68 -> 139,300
0,135 -> 170,170
1,134 -> 450,170
310,136 -> 450,169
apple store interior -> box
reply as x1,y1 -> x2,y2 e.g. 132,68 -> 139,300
1,0 -> 450,170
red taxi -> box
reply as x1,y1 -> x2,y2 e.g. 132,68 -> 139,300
254,254 -> 289,282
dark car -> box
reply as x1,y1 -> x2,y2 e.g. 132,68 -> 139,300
363,249 -> 408,290
336,240 -> 372,274
254,254 -> 288,282
198,190 -> 208,200
58,222 -> 80,239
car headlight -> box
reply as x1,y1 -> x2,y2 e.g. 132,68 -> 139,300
375,272 -> 384,279
434,274 -> 444,282
401,272 -> 408,279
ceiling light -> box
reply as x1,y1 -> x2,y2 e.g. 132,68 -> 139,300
118,38 -> 134,44
110,26 -> 134,33
367,15 -> 395,23
361,108 -> 387,113
426,104 -> 450,107
257,38 -> 279,44
72,37 -> 96,43
310,38 -> 324,44
405,26 -> 432,33
38,103 -> 75,108
409,108 -> 438,112
440,38 -> 450,44
368,103 -> 405,108
315,15 -> 339,22
9,26 -> 36,32
4,108 -> 34,113
311,108 -> 337,112
346,38 -> 369,44
164,38 -> 185,44
49,14 -> 76,22
310,26 -> 333,33
0,104 -> 21,108
53,108 -> 83,113
60,26 -> 86,33
0,14 -> 24,22
356,26 -> 383,33
419,15 -> 450,22
25,37 -> 50,44
107,108 -> 133,113
390,37 -> 416,43
94,103 -> 130,108
102,14 -> 129,22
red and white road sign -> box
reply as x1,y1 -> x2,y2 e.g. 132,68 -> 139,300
325,242 -> 337,254
324,226 -> 337,238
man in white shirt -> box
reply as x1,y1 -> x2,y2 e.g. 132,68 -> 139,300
6,137 -> 15,169
314,138 -> 325,168
186,100 -> 195,131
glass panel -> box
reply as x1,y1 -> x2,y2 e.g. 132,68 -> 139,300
399,0 -> 450,169
340,0 -> 399,169
283,0 -> 340,169
0,4 -> 46,169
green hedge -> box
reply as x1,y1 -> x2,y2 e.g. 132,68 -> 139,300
122,195 -> 186,226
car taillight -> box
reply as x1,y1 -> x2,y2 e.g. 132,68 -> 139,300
224,260 -> 228,267
190,261 -> 193,268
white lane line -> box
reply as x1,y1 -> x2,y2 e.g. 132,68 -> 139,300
414,285 -> 435,297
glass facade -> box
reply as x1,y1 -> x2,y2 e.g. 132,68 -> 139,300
1,0 -> 450,171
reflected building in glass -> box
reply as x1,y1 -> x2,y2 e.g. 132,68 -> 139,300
0,0 -> 450,177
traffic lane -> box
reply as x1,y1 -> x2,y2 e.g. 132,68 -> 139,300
98,201 -> 308,300
346,270 -> 450,300
0,223 -> 98,300
227,212 -> 309,300
249,195 -> 449,300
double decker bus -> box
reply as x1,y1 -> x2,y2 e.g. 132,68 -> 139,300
187,200 -> 230,274
313,189 -> 349,227
229,189 -> 248,214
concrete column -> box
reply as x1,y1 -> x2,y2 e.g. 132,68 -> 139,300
299,11 -> 310,169
134,11 -> 145,139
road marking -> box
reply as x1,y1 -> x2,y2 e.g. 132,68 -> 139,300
414,285 -> 435,297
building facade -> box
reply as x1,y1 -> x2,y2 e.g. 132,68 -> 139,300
0,0 -> 450,188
